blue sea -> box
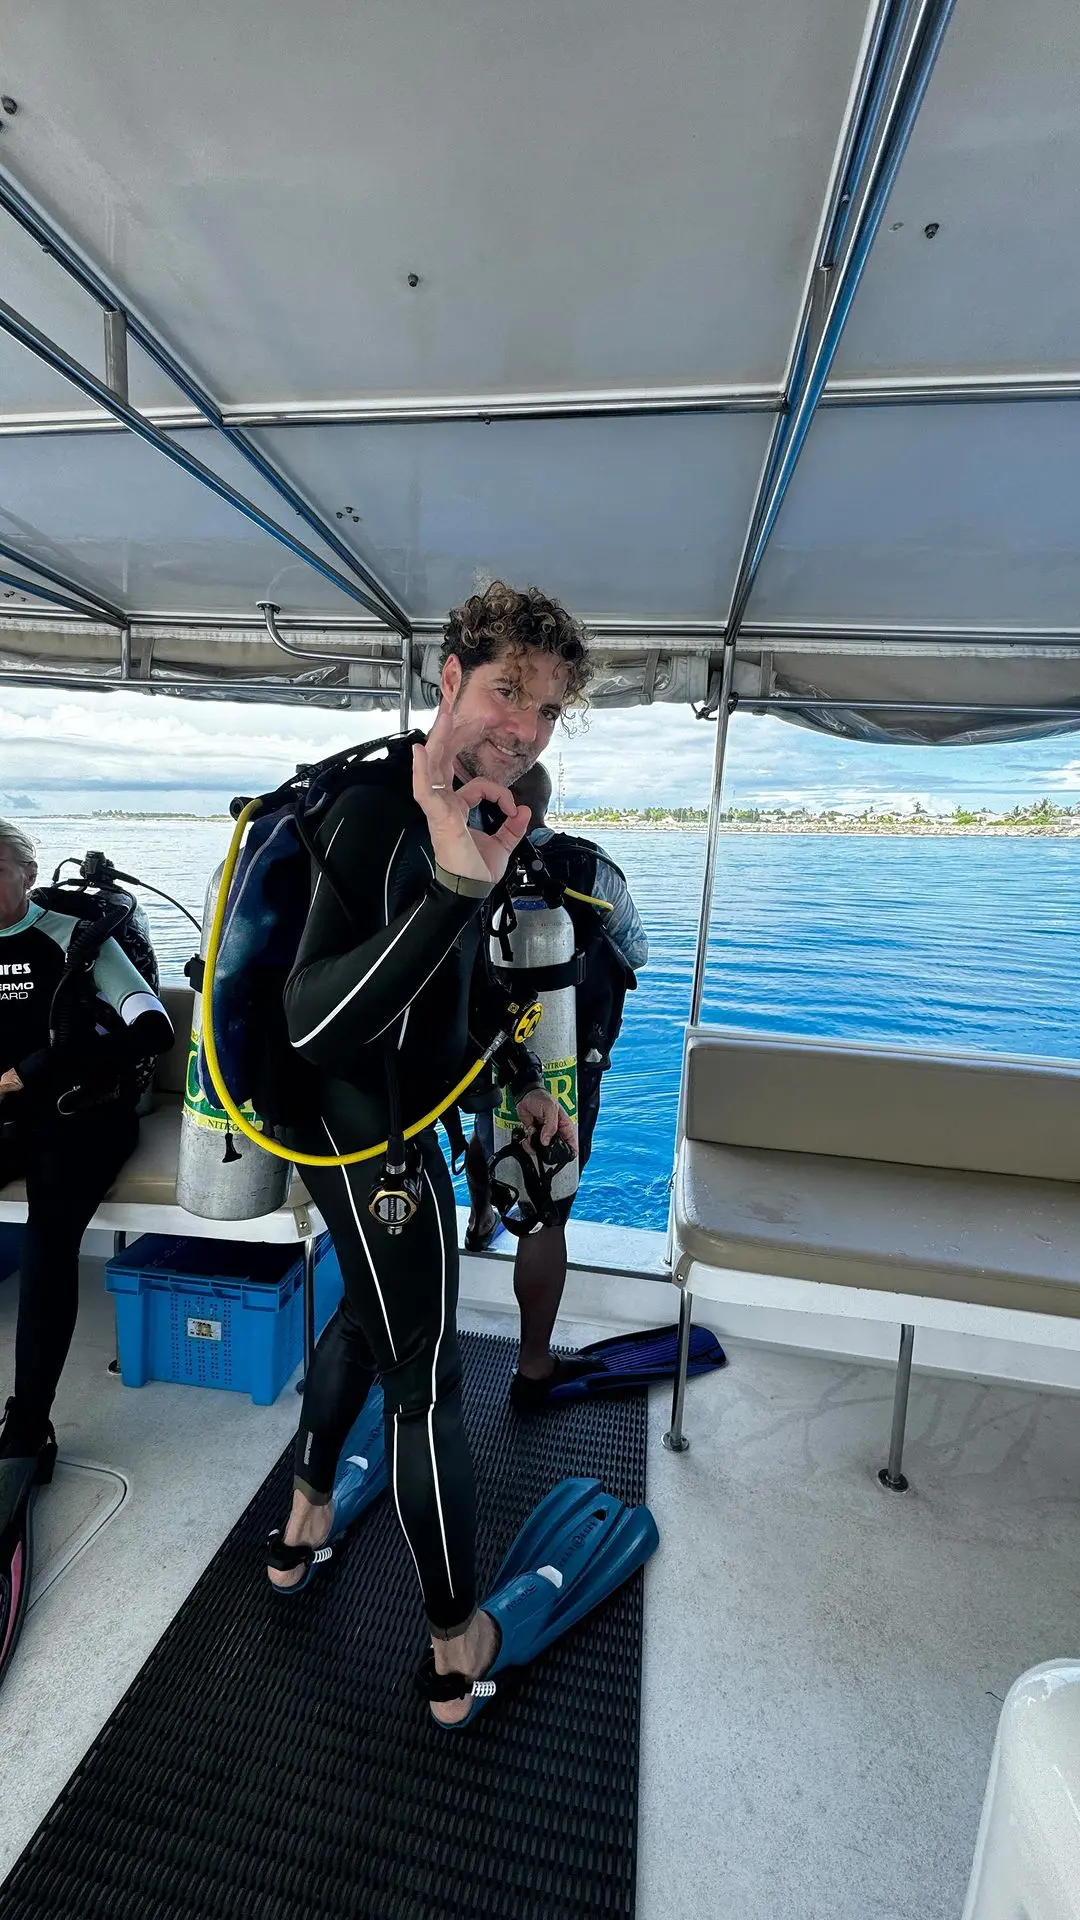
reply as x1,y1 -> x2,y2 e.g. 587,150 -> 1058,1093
28,819 -> 1080,1232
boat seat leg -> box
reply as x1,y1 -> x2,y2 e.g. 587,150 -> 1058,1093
878,1323 -> 915,1493
663,1282 -> 694,1454
108,1229 -> 126,1375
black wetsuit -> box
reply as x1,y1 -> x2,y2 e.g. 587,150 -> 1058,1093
284,754 -> 539,1636
0,905 -> 172,1447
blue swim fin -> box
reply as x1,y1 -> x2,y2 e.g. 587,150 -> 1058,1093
331,1383 -> 389,1534
423,1477 -> 659,1727
268,1384 -> 388,1596
546,1323 -> 726,1403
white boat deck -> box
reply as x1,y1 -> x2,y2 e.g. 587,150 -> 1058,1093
2,1252 -> 1079,1920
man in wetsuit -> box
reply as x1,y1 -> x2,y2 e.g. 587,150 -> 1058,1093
265,583 -> 587,1727
464,760 -> 648,1407
0,820 -> 173,1485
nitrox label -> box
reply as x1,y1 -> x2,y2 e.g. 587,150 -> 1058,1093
183,1031 -> 267,1135
496,1057 -> 578,1132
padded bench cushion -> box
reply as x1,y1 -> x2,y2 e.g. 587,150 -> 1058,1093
684,1033 -> 1080,1182
0,1102 -> 311,1214
675,1139 -> 1080,1320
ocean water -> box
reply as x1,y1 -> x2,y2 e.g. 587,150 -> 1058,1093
27,818 -> 1080,1232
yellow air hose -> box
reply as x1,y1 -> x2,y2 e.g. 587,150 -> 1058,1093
563,886 -> 613,911
199,799 -> 540,1168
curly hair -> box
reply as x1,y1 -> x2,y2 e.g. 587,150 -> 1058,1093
440,582 -> 590,706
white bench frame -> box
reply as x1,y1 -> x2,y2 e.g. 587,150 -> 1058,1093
663,1027 -> 1080,1489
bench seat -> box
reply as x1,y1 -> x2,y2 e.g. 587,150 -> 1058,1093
0,984 -> 316,1246
667,1029 -> 1080,1478
676,1140 -> 1080,1320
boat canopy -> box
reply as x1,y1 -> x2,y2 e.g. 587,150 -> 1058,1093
0,0 -> 1078,742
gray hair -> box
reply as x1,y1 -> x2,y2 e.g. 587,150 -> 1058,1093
0,819 -> 37,874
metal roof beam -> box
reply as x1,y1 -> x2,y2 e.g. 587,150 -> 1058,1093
0,534 -> 127,627
0,167 -> 410,634
1,369 -> 1079,441
0,565 -> 124,627
0,292 -> 412,632
719,0 -> 958,669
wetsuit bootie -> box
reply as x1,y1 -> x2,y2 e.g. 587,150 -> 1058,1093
417,1476 -> 659,1729
509,1353 -> 607,1415
267,1385 -> 388,1595
0,1399 -> 56,1526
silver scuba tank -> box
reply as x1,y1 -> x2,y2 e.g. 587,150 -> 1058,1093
176,862 -> 291,1220
490,880 -> 580,1214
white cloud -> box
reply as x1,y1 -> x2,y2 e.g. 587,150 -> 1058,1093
1,687 -> 1079,817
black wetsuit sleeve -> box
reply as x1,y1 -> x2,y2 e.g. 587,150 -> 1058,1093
284,786 -> 492,1071
16,1007 -> 174,1101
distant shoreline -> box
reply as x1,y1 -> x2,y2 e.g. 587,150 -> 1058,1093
28,807 -> 1080,838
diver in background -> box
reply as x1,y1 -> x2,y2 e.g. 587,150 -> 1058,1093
464,760 -> 648,1407
0,819 -> 173,1493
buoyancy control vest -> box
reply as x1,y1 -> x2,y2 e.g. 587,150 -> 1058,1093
192,729 -> 426,1132
30,854 -> 161,1104
535,833 -> 637,1076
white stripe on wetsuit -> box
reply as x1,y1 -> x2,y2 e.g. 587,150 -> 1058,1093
294,825 -> 446,1050
292,894 -> 427,1048
308,817 -> 345,913
321,1117 -> 398,1362
367,833 -> 455,1044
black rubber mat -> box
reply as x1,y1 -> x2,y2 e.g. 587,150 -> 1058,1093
1,1333 -> 649,1920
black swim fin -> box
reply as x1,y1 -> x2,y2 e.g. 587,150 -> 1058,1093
545,1322 -> 726,1403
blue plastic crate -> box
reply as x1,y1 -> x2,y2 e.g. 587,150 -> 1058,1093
104,1232 -> 343,1406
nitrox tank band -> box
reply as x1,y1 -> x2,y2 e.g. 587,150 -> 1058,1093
489,884 -> 580,1217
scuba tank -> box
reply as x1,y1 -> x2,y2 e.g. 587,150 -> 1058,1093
488,839 -> 580,1229
31,850 -> 162,1109
176,863 -> 290,1221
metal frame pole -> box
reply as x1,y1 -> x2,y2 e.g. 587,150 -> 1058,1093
103,309 -> 129,402
689,640 -> 738,1027
5,366 -> 1080,440
0,535 -> 127,627
879,1323 -> 915,1492
738,699 -> 1080,719
0,291 -> 408,632
107,1229 -> 127,1376
663,1281 -> 695,1454
0,167 -> 410,635
399,628 -> 412,731
0,566 -> 124,626
718,0 -> 957,660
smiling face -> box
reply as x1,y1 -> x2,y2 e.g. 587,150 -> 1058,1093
440,645 -> 570,787
0,842 -> 34,929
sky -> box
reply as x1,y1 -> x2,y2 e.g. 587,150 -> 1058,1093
0,685 -> 1078,819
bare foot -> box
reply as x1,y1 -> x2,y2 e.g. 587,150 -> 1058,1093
430,1610 -> 500,1726
267,1488 -> 333,1590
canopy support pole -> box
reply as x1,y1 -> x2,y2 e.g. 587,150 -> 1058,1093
103,309 -> 129,402
0,564 -> 124,627
689,640 -> 738,1027
0,535 -> 126,627
0,290 -> 408,630
0,168 -> 410,635
711,0 -> 958,707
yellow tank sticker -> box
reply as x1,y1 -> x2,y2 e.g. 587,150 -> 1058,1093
183,1033 -> 268,1134
496,1058 -> 578,1130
